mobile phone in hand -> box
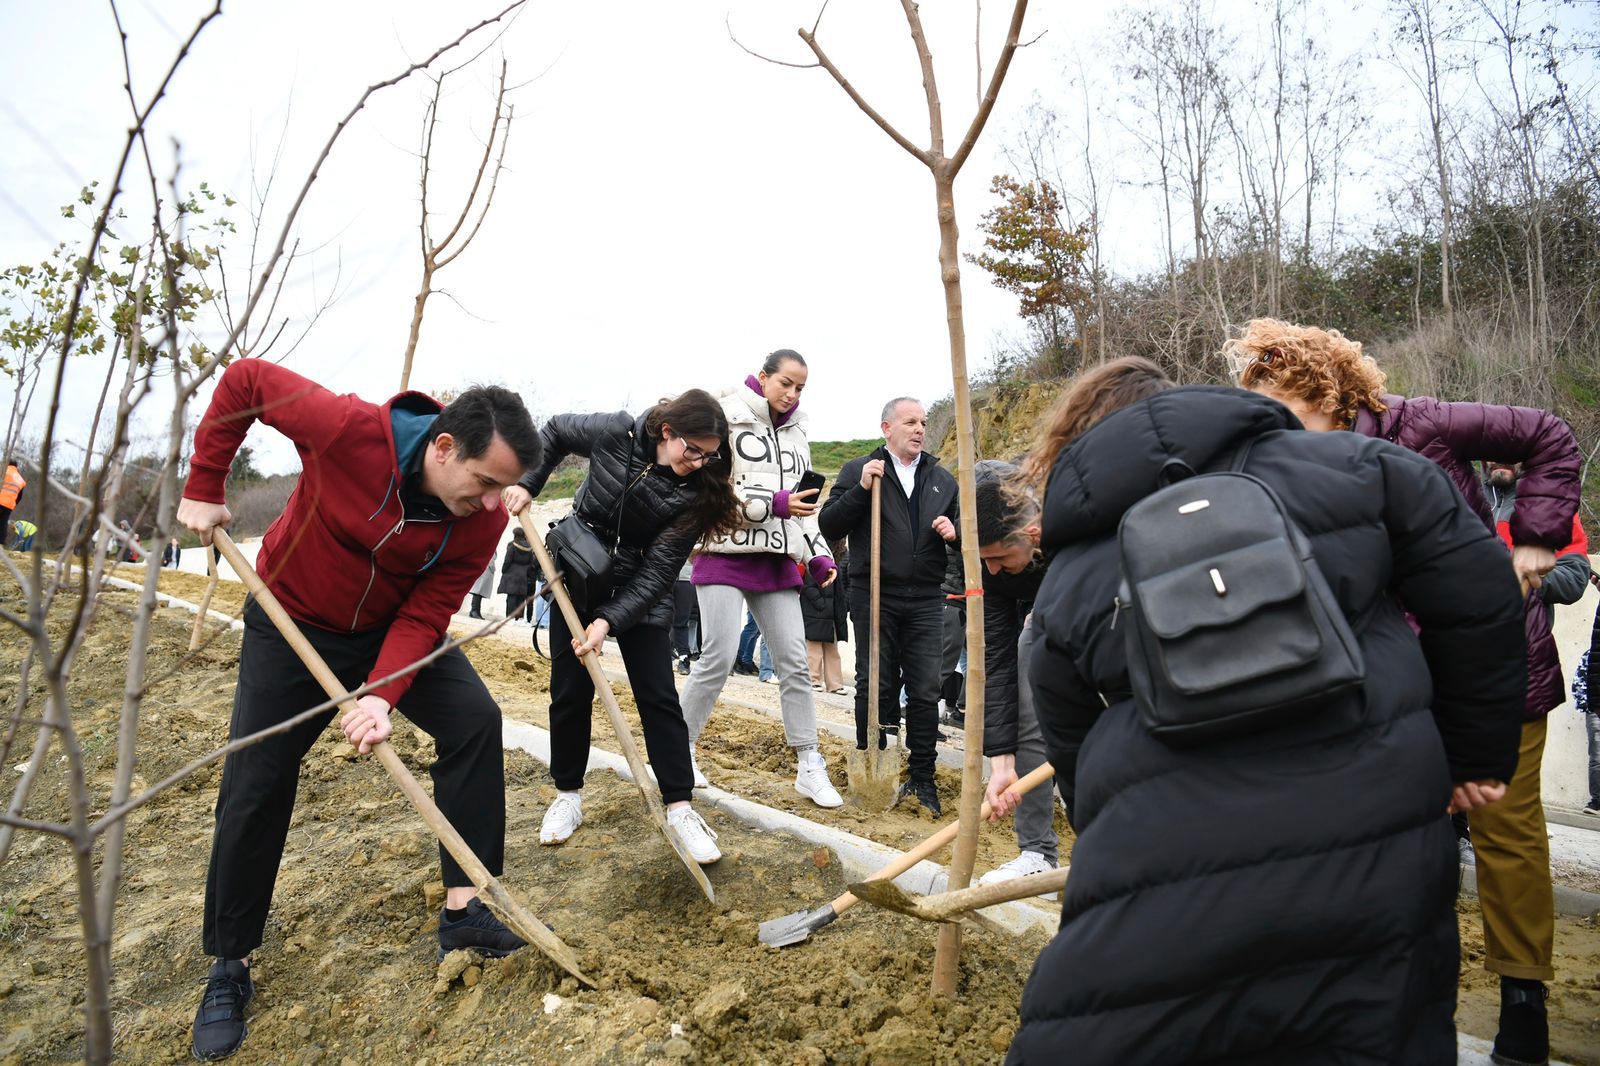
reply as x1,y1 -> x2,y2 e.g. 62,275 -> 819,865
797,470 -> 827,496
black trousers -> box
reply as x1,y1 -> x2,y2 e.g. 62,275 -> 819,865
671,580 -> 699,658
506,594 -> 533,622
203,601 -> 506,960
546,609 -> 695,804
0,505 -> 11,546
940,600 -> 966,708
848,588 -> 943,779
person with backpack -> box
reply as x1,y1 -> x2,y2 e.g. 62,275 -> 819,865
503,389 -> 743,864
675,350 -> 843,808
1230,319 -> 1583,1064
1003,358 -> 1526,1064
499,528 -> 537,623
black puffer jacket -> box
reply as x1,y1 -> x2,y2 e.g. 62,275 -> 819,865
818,446 -> 958,594
1009,387 -> 1526,1065
520,411 -> 705,633
497,534 -> 538,596
800,554 -> 849,643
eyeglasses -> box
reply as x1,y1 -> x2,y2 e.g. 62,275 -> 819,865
676,435 -> 720,464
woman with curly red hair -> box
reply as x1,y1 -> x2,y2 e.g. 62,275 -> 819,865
1229,317 -> 1583,1065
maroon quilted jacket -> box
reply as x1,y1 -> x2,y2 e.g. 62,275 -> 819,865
1353,393 -> 1583,719
1352,394 -> 1581,549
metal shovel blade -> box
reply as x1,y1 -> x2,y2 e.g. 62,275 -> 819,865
758,903 -> 838,949
845,745 -> 899,811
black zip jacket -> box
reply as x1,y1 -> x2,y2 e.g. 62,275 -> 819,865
818,446 -> 959,595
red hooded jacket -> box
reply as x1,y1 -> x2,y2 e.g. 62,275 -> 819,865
184,360 -> 502,706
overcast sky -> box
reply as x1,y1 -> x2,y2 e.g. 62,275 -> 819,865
6,1 -> 1582,474
1,0 -> 1118,471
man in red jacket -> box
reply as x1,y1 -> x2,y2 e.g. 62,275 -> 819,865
176,360 -> 541,1061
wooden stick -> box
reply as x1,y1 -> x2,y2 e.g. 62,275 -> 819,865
844,762 -> 1053,913
188,547 -> 218,651
210,530 -> 592,986
868,475 -> 882,748
514,511 -> 716,903
849,865 -> 1067,922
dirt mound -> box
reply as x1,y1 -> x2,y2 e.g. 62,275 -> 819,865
3,576 -> 1598,1063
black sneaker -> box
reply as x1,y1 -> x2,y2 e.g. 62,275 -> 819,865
191,958 -> 252,1061
437,898 -> 527,960
895,778 -> 942,817
732,660 -> 758,676
676,656 -> 691,675
1491,978 -> 1548,1065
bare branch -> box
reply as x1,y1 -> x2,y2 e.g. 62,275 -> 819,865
949,0 -> 1031,176
726,15 -> 819,69
796,28 -> 932,167
898,0 -> 946,161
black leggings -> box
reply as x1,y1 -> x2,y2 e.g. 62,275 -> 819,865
203,601 -> 505,959
546,608 -> 695,804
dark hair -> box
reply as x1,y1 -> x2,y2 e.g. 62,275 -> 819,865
1021,357 -> 1174,493
431,385 -> 542,470
762,349 -> 806,375
644,389 -> 743,544
975,464 -> 1039,547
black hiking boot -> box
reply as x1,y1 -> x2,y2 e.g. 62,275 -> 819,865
191,958 -> 253,1061
437,898 -> 528,961
1491,977 -> 1549,1065
895,777 -> 942,817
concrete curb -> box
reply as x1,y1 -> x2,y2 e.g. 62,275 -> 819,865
98,573 -> 245,631
500,718 -> 1059,938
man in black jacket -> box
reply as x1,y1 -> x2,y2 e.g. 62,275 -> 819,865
819,397 -> 957,814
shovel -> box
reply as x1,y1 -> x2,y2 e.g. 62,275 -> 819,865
211,530 -> 592,987
848,865 -> 1067,922
515,511 -> 717,904
845,476 -> 899,809
759,761 -> 1054,947
188,547 -> 219,651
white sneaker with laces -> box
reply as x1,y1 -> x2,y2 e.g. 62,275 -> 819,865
667,806 -> 721,864
690,747 -> 709,789
978,850 -> 1059,900
539,793 -> 583,845
794,750 -> 843,809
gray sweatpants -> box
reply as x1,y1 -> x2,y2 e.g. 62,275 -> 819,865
680,582 -> 819,750
1014,619 -> 1060,865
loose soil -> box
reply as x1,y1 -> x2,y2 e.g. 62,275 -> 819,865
1,571 -> 1598,1063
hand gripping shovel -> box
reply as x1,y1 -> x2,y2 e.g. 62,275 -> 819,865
514,511 -> 716,904
845,476 -> 899,809
211,530 -> 592,987
759,761 -> 1054,947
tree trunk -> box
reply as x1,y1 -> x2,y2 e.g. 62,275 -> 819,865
928,167 -> 988,999
399,265 -> 433,393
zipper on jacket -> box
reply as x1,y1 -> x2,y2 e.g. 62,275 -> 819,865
352,516 -> 406,631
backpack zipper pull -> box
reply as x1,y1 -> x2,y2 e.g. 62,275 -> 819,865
1111,594 -> 1125,631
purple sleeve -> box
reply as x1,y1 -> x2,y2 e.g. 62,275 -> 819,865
807,555 -> 835,585
1426,398 -> 1582,548
773,490 -> 792,519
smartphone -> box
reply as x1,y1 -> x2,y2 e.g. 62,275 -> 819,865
796,469 -> 827,496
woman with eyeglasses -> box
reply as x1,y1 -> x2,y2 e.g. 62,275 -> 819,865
504,389 -> 742,864
1228,317 -> 1582,1064
675,349 -> 844,808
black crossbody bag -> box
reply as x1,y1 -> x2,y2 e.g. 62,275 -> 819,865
534,460 -> 649,655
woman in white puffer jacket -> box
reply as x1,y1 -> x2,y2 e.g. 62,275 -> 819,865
678,349 -> 843,807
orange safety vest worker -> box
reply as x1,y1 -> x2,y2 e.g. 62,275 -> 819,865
0,465 -> 25,510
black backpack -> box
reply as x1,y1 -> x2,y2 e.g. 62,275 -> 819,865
1114,441 -> 1364,745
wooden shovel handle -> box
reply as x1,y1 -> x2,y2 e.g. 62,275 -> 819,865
831,760 -> 1054,917
867,476 -> 882,739
210,530 -> 593,984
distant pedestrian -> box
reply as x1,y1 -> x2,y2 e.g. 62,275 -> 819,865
162,536 -> 183,568
801,544 -> 849,693
499,529 -> 536,623
10,519 -> 37,552
0,458 -> 25,548
469,548 -> 497,619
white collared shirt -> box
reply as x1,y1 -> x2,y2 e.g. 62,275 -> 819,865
890,450 -> 921,497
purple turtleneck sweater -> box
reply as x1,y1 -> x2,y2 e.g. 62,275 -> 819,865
691,376 -> 835,593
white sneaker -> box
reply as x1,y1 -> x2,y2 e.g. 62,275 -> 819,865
667,806 -> 721,864
794,750 -> 843,809
539,793 -> 583,845
978,851 -> 1059,900
690,747 -> 709,789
